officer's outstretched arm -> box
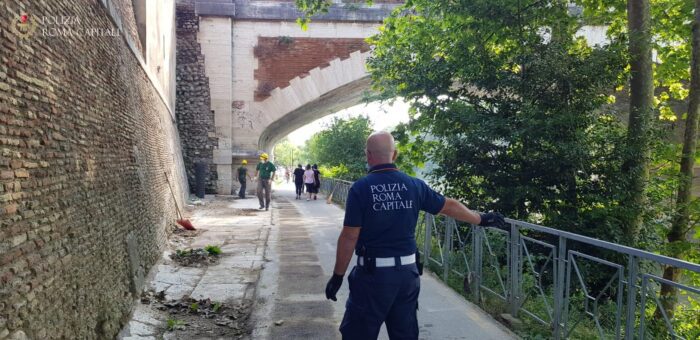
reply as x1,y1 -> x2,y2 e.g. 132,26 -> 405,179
439,198 -> 481,225
333,226 -> 361,276
439,198 -> 508,230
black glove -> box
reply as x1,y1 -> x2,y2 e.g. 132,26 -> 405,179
325,273 -> 344,301
478,212 -> 507,230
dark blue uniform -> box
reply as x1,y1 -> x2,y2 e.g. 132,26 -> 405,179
340,163 -> 445,340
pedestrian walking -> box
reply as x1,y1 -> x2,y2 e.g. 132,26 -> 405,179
324,131 -> 507,340
285,168 -> 290,183
312,164 -> 321,200
254,153 -> 276,211
237,160 -> 253,199
303,164 -> 315,201
293,164 -> 305,199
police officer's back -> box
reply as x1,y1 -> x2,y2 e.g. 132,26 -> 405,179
325,131 -> 505,340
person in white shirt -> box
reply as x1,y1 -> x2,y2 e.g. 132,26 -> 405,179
303,164 -> 316,201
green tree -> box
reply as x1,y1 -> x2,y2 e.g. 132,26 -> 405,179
657,0 -> 700,319
575,0 -> 698,323
621,0 -> 655,245
273,138 -> 302,168
305,116 -> 373,180
368,0 -> 627,239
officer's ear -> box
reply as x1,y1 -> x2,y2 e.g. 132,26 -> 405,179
391,149 -> 398,162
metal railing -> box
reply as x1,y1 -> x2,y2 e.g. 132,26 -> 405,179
319,177 -> 354,206
319,177 -> 700,339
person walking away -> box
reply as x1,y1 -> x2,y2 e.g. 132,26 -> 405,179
312,164 -> 321,200
237,160 -> 253,199
285,168 -> 290,184
324,131 -> 507,340
303,164 -> 315,201
293,164 -> 305,199
254,153 -> 276,210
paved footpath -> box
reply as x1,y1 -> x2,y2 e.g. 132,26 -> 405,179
253,183 -> 517,340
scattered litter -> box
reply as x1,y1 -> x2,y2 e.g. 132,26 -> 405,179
142,293 -> 252,338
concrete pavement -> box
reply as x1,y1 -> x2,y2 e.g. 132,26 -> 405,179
118,196 -> 271,340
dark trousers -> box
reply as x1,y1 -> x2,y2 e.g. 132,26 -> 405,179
294,181 -> 303,196
340,263 -> 420,340
238,178 -> 246,198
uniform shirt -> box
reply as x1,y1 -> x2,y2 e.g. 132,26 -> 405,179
256,161 -> 276,179
343,163 -> 446,257
293,168 -> 305,183
237,166 -> 248,181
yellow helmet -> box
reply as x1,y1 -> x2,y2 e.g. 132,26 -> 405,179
260,153 -> 269,160
242,160 -> 248,165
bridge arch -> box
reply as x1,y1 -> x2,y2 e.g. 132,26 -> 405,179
256,50 -> 371,151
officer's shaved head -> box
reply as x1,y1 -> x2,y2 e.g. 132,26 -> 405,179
366,131 -> 397,166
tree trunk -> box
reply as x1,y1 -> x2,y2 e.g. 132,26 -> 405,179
656,0 -> 700,319
622,0 -> 654,246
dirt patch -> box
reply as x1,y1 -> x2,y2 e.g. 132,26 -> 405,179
170,248 -> 220,267
142,291 -> 253,339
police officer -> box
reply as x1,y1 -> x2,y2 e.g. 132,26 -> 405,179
325,131 -> 506,340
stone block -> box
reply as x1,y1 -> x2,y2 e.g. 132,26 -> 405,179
3,204 -> 18,216
13,169 -> 28,178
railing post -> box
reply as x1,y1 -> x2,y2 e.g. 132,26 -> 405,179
424,214 -> 434,262
553,236 -> 567,339
472,224 -> 483,303
507,221 -> 520,316
624,255 -> 639,340
443,217 -> 455,282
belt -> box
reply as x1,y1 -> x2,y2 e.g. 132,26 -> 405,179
358,254 -> 416,267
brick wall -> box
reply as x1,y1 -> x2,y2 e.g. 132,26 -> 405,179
176,2 -> 218,193
0,1 -> 186,339
253,37 -> 369,101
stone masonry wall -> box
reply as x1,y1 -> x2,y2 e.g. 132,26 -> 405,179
253,37 -> 369,101
0,1 -> 186,339
176,2 -> 218,193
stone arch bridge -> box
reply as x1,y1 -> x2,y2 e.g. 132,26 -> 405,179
176,0 -> 401,193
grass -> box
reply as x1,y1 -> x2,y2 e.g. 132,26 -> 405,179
204,245 -> 222,256
166,318 -> 184,331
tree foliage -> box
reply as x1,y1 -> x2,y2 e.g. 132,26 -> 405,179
305,116 -> 373,180
273,138 -> 302,168
369,0 -> 629,239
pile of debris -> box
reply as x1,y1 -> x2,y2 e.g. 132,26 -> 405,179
169,246 -> 221,267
